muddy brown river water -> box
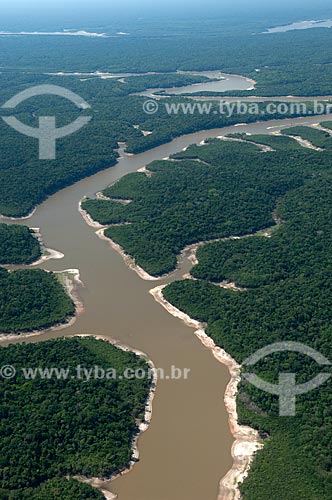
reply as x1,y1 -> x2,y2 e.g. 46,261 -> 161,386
1,114 -> 331,500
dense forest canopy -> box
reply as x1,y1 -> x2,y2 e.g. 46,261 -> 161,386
160,131 -> 332,499
0,225 -> 74,334
87,127 -> 332,498
228,133 -> 304,151
281,126 -> 332,149
1,23 -> 332,96
0,224 -> 41,264
0,337 -> 151,499
1,13 -> 332,216
83,131 -> 332,276
0,268 -> 75,333
0,69 -> 318,217
2,10 -> 332,498
0,478 -> 105,500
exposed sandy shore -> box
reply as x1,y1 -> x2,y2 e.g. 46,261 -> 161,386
273,130 -> 323,151
34,247 -> 64,265
177,223 -> 278,278
150,285 -> 263,500
218,134 -> 275,152
79,197 -> 161,281
182,243 -> 200,266
92,220 -> 279,286
96,228 -> 160,281
75,130 -> 287,499
30,228 -> 64,266
56,269 -> 85,318
0,217 -> 75,274
137,166 -> 153,177
285,135 -> 322,151
78,134 -> 278,287
96,191 -> 113,201
312,122 -> 332,136
217,280 -> 247,292
78,199 -> 105,229
0,327 -> 155,500
0,269 -> 84,342
96,192 -> 132,204
1,228 -> 64,269
73,334 -> 156,500
75,478 -> 116,500
80,195 -> 275,499
0,207 -> 36,221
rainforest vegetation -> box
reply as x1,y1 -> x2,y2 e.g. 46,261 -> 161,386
0,225 -> 74,334
281,126 -> 332,149
0,69 -> 316,217
228,133 -> 304,151
2,19 -> 332,97
83,132 -> 332,276
88,127 -> 332,498
2,13 -> 332,216
0,268 -> 75,333
0,224 -> 41,264
0,478 -> 105,500
160,130 -> 332,499
3,10 -> 332,497
0,337 -> 151,499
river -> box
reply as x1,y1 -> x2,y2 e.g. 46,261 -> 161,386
263,19 -> 332,34
1,113 -> 331,500
135,71 -> 254,97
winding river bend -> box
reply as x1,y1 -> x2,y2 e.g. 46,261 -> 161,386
1,113 -> 331,500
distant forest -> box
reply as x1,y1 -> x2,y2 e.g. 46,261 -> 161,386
0,70 -> 316,217
2,23 -> 332,96
2,17 -> 332,216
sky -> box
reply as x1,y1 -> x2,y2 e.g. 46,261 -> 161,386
2,0 -> 332,13
1,0 -> 332,29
